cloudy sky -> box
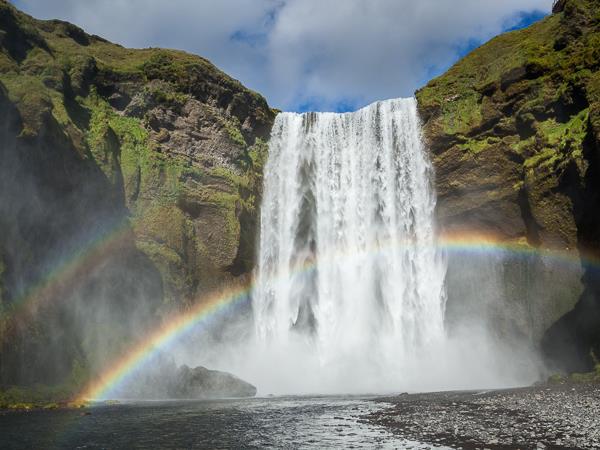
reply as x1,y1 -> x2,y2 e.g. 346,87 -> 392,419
11,0 -> 552,112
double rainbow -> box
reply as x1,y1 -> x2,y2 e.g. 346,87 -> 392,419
75,283 -> 254,401
4,217 -> 592,402
3,221 -> 131,325
74,230 -> 597,402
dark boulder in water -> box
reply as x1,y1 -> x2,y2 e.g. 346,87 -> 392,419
118,355 -> 257,399
170,365 -> 257,399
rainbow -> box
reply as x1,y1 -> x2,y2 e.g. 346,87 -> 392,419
4,220 -> 132,323
74,230 -> 600,402
75,283 -> 255,401
439,231 -> 599,268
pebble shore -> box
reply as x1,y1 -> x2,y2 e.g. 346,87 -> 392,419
368,383 -> 600,449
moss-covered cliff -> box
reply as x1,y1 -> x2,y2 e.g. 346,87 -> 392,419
1,0 -> 599,401
0,0 -> 274,399
417,0 -> 600,370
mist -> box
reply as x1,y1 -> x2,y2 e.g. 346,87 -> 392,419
164,252 -> 548,397
122,98 -> 557,398
0,80 -> 165,392
0,80 -> 573,400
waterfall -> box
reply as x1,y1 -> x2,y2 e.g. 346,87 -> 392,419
251,98 -> 447,393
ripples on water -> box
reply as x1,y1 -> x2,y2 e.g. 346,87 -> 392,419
0,396 -> 444,449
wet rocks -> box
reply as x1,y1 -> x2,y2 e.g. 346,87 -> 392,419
369,383 -> 600,449
123,359 -> 257,400
170,365 -> 257,399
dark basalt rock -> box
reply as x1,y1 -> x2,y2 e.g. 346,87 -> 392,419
416,0 -> 600,368
552,0 -> 568,13
122,358 -> 257,400
0,0 -> 273,393
170,365 -> 257,399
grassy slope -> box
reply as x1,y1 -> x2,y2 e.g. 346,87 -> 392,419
417,0 -> 600,251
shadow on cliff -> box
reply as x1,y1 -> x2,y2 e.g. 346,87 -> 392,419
0,80 -> 163,388
542,117 -> 600,372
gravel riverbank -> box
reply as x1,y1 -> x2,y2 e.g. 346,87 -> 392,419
368,383 -> 600,449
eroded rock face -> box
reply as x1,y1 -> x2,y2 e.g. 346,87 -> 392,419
0,0 -> 274,389
417,0 -> 600,369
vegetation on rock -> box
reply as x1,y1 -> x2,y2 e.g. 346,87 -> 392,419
417,0 -> 600,370
1,0 -> 599,405
0,0 -> 274,404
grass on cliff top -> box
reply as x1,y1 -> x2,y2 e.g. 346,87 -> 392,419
417,12 -> 561,131
38,28 -> 267,106
0,0 -> 241,89
0,0 -> 268,135
417,0 -> 599,137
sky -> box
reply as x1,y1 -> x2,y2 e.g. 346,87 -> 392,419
11,0 -> 552,112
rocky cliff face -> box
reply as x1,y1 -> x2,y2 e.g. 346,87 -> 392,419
1,0 -> 598,396
0,0 -> 274,392
417,0 -> 600,370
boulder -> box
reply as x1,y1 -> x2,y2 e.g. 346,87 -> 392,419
170,365 -> 257,399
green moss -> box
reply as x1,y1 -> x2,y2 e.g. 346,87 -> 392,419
547,373 -> 565,384
458,137 -> 495,155
537,108 -> 589,147
137,239 -> 189,304
155,89 -> 188,109
134,204 -> 189,255
209,166 -> 249,189
569,364 -> 600,383
0,52 -> 18,73
220,115 -> 247,147
85,92 -> 121,182
84,90 -> 190,206
248,137 -> 269,169
546,363 -> 600,385
2,73 -> 52,137
0,385 -> 70,409
524,109 -> 589,170
0,357 -> 90,409
524,147 -> 557,169
513,136 -> 537,155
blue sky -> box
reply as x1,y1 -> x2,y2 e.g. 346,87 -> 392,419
12,0 -> 552,112
455,10 -> 548,60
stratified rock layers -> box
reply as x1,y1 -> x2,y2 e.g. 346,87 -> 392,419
0,0 -> 599,395
417,0 -> 600,369
0,0 -> 274,389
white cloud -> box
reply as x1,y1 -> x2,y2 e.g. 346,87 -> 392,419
14,0 -> 552,111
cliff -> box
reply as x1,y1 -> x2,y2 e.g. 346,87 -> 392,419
1,0 -> 599,398
417,0 -> 600,370
0,0 -> 274,395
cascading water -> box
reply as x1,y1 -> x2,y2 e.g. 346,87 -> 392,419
251,98 -> 448,393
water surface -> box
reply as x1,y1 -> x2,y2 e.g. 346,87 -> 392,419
0,396 -> 440,449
